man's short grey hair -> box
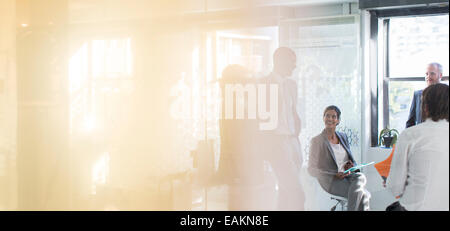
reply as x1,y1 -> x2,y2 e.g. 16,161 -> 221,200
429,62 -> 444,75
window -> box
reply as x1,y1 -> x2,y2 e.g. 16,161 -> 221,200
69,38 -> 134,195
380,14 -> 449,134
69,38 -> 134,135
389,16 -> 449,78
92,39 -> 133,79
202,29 -> 278,171
216,29 -> 276,78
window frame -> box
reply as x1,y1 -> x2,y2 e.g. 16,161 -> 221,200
368,6 -> 449,146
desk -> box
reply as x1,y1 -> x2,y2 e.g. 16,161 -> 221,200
364,147 -> 396,211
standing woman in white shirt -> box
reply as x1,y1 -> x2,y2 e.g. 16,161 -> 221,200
387,83 -> 449,211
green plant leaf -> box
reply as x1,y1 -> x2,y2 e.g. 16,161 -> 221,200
391,129 -> 400,136
379,128 -> 390,145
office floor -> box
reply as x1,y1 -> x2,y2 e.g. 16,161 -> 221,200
194,168 -> 396,211
192,185 -> 229,211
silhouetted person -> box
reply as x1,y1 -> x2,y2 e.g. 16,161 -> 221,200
217,64 -> 264,210
259,47 -> 305,210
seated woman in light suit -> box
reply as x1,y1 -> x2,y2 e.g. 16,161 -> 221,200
308,105 -> 370,211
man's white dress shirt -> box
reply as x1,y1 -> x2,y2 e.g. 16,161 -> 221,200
268,72 -> 297,136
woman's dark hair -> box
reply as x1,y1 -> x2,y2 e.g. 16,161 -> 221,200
421,83 -> 449,122
323,105 -> 341,120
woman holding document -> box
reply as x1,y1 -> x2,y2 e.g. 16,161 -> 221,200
308,105 -> 371,211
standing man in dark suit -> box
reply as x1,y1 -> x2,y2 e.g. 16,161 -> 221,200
406,63 -> 443,128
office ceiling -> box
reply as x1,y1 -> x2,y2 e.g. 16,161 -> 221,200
68,0 -> 358,23
69,0 -> 357,12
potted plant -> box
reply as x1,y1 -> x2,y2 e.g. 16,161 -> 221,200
379,127 -> 399,148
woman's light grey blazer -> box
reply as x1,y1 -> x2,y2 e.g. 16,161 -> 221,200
307,130 -> 357,192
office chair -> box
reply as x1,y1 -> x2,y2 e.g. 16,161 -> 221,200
330,195 -> 348,211
309,177 -> 348,211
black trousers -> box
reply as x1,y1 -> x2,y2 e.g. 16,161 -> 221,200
386,201 -> 408,211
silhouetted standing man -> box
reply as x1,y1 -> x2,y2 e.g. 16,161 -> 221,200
259,47 -> 305,210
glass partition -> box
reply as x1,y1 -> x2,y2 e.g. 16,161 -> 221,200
280,16 -> 362,210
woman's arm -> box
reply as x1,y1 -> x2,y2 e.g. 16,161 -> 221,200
308,137 -> 336,177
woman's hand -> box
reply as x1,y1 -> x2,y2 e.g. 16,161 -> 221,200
335,172 -> 350,179
343,161 -> 354,171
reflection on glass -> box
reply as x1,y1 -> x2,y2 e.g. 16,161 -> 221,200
212,29 -> 278,171
69,38 -> 135,202
291,22 -> 361,162
216,28 -> 277,79
279,18 -> 362,211
92,152 -> 110,194
92,39 -> 133,78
